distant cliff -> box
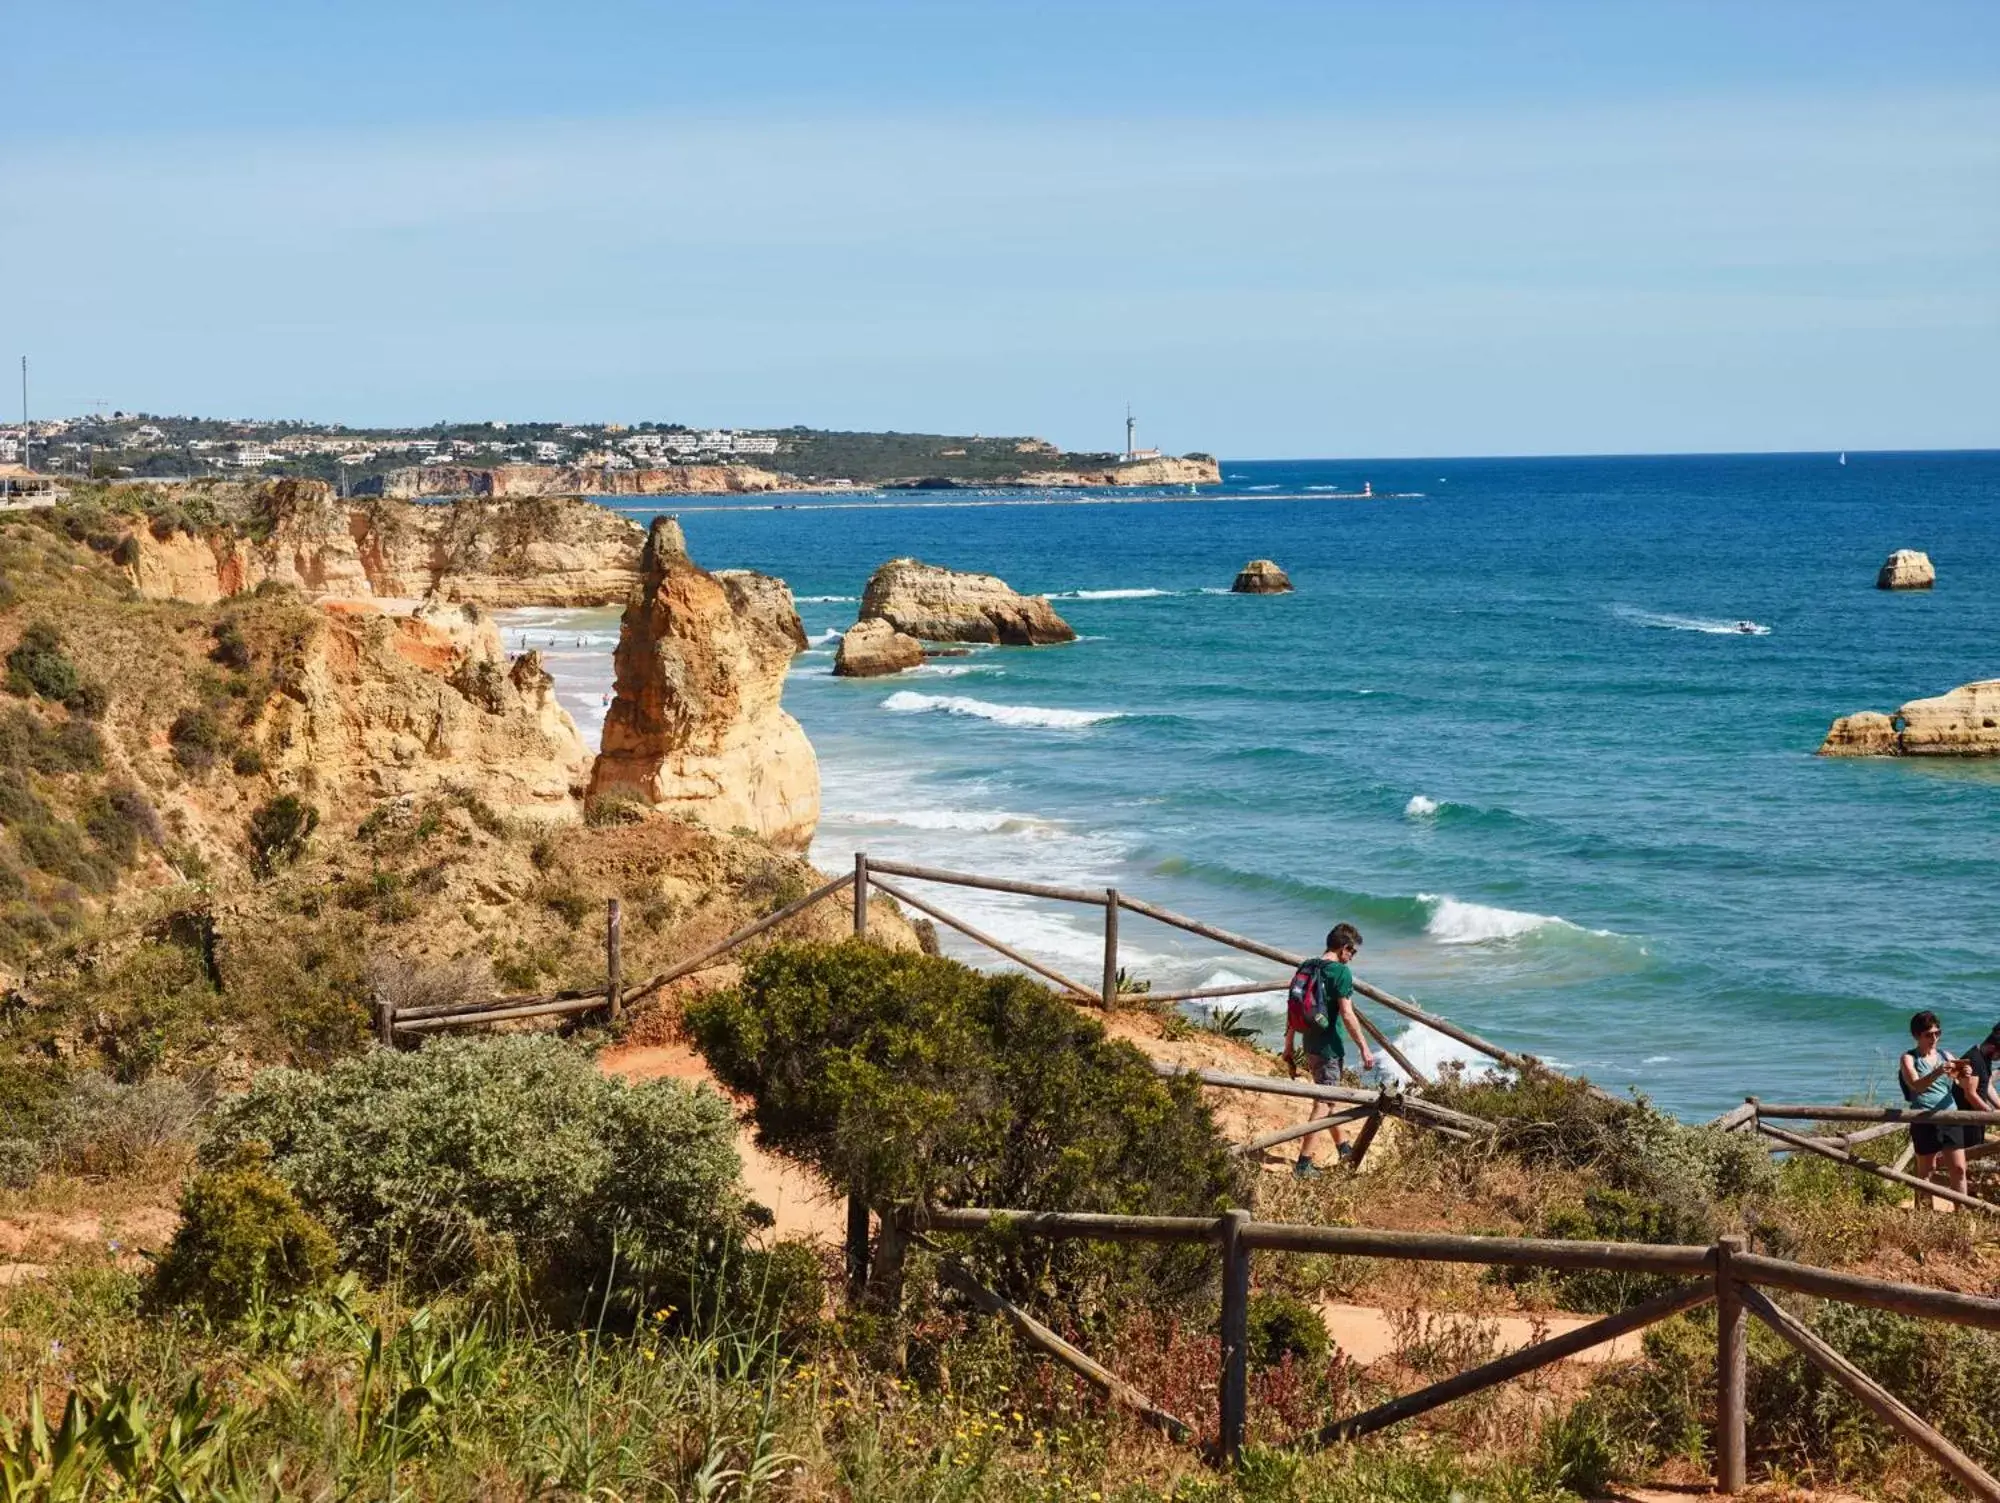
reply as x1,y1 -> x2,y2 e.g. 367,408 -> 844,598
358,464 -> 783,499
885,455 -> 1223,490
122,480 -> 645,607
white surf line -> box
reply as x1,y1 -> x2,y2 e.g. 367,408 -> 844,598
659,490 -> 1425,514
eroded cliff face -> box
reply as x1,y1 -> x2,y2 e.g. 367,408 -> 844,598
122,481 -> 645,607
588,520 -> 819,848
259,601 -> 592,820
362,464 -> 783,499
1819,680 -> 2000,757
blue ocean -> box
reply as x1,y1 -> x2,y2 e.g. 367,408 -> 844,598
501,452 -> 2000,1119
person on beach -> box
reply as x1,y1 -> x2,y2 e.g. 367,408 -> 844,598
1283,923 -> 1376,1176
1901,1011 -> 1973,1208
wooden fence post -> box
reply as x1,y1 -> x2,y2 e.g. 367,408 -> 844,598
1219,1208 -> 1251,1465
854,851 -> 869,938
845,1190 -> 872,1302
605,898 -> 623,1022
373,992 -> 395,1047
1716,1235 -> 1747,1492
1103,889 -> 1120,1007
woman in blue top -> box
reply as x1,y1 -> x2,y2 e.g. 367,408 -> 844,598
1900,1010 -> 1975,1208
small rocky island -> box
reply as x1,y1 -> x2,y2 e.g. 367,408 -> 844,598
1877,549 -> 1936,590
857,558 -> 1075,646
1231,559 -> 1293,594
1820,679 -> 2000,757
834,618 -> 926,678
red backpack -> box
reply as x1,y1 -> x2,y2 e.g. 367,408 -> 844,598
1286,960 -> 1325,1034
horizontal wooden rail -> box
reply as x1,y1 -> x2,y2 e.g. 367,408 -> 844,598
1756,1122 -> 2000,1216
1737,1283 -> 2000,1503
396,994 -> 610,1033
1754,1100 -> 2000,1127
1839,1120 -> 1911,1147
1308,1279 -> 1715,1447
620,871 -> 855,1008
938,1258 -> 1192,1441
1238,1222 -> 1715,1275
866,858 -> 1110,907
393,986 -> 606,1024
865,874 -> 1098,1000
1731,1251 -> 2000,1331
1235,1107 -> 1375,1157
919,1208 -> 1220,1246
1709,1102 -> 1758,1132
1141,981 -> 1288,1005
1150,1064 -> 1493,1135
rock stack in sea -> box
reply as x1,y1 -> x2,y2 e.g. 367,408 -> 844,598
834,618 -> 927,678
588,517 -> 820,847
1231,559 -> 1293,594
1819,679 -> 2000,757
857,558 -> 1075,645
1876,549 -> 1936,590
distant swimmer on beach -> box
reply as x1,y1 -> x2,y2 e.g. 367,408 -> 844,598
1901,1011 -> 1973,1209
1283,923 -> 1376,1177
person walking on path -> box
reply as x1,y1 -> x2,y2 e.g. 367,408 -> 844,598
1901,1010 -> 1973,1209
1284,923 -> 1376,1176
1956,1025 -> 2000,1154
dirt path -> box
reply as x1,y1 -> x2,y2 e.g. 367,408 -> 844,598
598,1040 -> 851,1247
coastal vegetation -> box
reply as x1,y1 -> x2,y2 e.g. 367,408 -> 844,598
3,487 -> 1997,1501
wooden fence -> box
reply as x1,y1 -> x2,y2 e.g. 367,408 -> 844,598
1709,1098 -> 2000,1215
881,1204 -> 2000,1496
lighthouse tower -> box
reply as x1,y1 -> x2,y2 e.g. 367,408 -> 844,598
1125,406 -> 1137,459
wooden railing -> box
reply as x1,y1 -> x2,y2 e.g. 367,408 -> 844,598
1710,1098 -> 2000,1215
883,1205 -> 2000,1496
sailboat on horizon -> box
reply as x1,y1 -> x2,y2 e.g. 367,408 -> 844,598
1838,451 -> 1848,465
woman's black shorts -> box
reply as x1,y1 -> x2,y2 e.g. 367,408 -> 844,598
1913,1121 -> 1971,1157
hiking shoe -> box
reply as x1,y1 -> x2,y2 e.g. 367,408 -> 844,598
1292,1157 -> 1318,1180
1336,1142 -> 1356,1166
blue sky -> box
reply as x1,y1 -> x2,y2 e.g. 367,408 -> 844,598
5,1 -> 1996,456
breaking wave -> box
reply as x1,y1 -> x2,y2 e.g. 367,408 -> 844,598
1405,794 -> 1440,818
880,691 -> 1119,729
835,808 -> 1065,834
1418,893 -> 1611,945
796,594 -> 857,603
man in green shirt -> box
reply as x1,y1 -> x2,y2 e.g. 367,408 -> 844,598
1283,923 -> 1375,1176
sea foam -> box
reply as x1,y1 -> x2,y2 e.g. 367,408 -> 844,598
881,691 -> 1117,729
1405,794 -> 1440,818
1419,893 -> 1579,944
837,808 -> 1062,834
796,594 -> 857,603
1051,587 -> 1169,600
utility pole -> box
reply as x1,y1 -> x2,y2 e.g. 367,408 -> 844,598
19,357 -> 28,473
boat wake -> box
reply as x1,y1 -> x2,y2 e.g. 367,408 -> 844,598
1050,587 -> 1170,600
1611,606 -> 1770,636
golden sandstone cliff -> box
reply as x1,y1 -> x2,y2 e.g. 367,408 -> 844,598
262,601 -> 592,820
361,464 -> 784,499
123,480 -> 644,607
588,519 -> 819,848
1819,680 -> 2000,757
1013,455 -> 1221,488
858,557 -> 1075,645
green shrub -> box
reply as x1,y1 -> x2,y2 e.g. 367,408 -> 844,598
5,620 -> 81,704
1246,1290 -> 1330,1370
0,768 -> 46,824
230,745 -> 265,776
1532,1402 -> 1619,1498
168,706 -> 226,772
686,942 -> 1243,1316
248,793 -> 317,875
150,1156 -> 337,1321
83,785 -> 160,866
211,618 -> 252,671
1,705 -> 104,773
1533,1186 -> 1715,1311
539,883 -> 592,929
202,1036 -> 746,1307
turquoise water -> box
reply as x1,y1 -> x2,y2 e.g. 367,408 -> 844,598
506,453 -> 2000,1119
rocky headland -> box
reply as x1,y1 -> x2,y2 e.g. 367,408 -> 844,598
1231,559 -> 1293,594
884,454 -> 1221,490
121,480 -> 645,607
857,558 -> 1075,646
1819,679 -> 2000,757
588,519 -> 820,848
